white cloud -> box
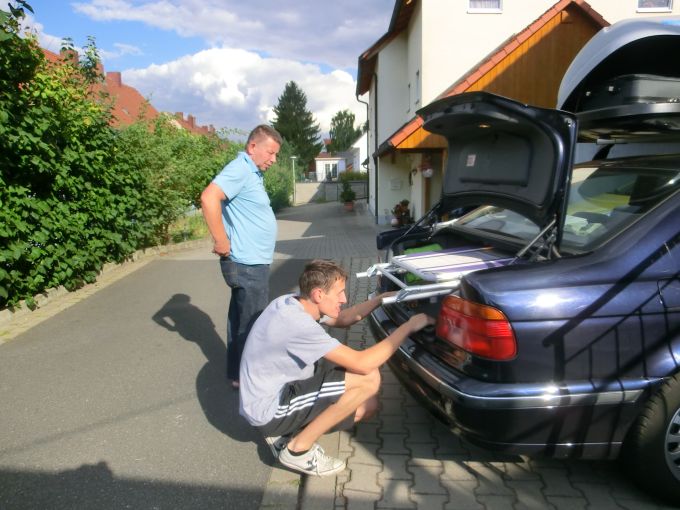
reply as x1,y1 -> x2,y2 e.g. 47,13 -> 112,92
72,0 -> 393,69
100,42 -> 144,61
122,47 -> 367,134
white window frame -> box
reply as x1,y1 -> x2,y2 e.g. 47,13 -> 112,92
468,0 -> 502,14
637,0 -> 673,12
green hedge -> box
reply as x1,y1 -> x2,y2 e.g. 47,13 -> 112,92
0,8 -> 233,308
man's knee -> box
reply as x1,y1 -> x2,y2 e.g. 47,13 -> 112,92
348,368 -> 380,397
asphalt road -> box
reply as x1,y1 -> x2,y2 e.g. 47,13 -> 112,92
0,245 -> 310,510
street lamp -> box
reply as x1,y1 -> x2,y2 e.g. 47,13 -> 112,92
290,156 -> 297,206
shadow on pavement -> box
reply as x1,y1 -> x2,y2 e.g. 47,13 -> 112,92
0,461 -> 262,510
152,293 -> 253,444
150,258 -> 310,466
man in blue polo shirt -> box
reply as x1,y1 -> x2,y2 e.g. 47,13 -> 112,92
201,125 -> 282,389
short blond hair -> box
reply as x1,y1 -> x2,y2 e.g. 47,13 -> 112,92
247,124 -> 283,146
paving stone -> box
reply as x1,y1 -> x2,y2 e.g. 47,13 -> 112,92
380,397 -> 406,416
339,430 -> 353,454
412,493 -> 448,510
502,461 -> 541,481
404,423 -> 436,444
380,382 -> 403,399
379,454 -> 412,481
353,421 -> 380,444
564,460 -> 611,484
506,480 -> 553,510
376,479 -> 416,509
348,441 -> 382,467
407,443 -> 441,467
343,489 -> 381,510
616,500 -> 678,510
344,462 -> 382,494
465,462 -> 513,496
441,479 -> 483,510
546,496 -> 588,509
409,465 -> 446,495
571,482 -> 630,510
379,433 -> 407,454
380,417 -> 408,434
540,467 -> 585,498
476,494 -> 516,510
441,458 -> 478,481
404,405 -> 432,424
380,368 -> 400,385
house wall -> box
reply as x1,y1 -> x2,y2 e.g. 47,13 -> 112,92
416,0 -> 680,124
365,0 -> 680,224
406,4 -> 424,122
376,35 -> 409,145
377,153 -> 413,224
313,158 -> 346,182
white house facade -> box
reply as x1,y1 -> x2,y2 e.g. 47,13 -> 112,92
358,0 -> 680,224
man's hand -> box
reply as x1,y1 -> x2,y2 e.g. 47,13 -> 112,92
213,237 -> 231,257
378,291 -> 398,301
407,313 -> 436,334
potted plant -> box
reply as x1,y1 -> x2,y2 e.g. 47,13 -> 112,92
391,199 -> 412,226
340,180 -> 356,211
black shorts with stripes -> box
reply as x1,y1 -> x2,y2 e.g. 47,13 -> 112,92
257,358 -> 354,437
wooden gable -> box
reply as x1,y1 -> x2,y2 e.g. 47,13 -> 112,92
391,0 -> 607,152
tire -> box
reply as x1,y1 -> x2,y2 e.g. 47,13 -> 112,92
621,373 -> 680,504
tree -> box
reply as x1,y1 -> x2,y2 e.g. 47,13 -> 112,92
271,81 -> 322,171
327,109 -> 362,153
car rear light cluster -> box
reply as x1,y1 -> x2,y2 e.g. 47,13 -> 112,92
436,295 -> 517,361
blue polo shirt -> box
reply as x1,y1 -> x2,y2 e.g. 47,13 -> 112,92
212,152 -> 277,265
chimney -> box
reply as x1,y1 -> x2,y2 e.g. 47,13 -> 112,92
188,115 -> 195,128
106,71 -> 122,87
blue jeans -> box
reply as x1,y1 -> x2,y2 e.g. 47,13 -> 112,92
220,258 -> 270,381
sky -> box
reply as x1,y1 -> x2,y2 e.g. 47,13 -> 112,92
21,0 -> 395,136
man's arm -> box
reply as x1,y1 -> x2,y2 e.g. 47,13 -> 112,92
201,183 -> 231,256
323,313 -> 434,375
324,292 -> 396,328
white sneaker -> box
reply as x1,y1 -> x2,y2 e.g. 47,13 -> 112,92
278,443 -> 345,477
264,435 -> 289,459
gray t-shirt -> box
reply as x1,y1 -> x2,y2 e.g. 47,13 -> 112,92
239,294 -> 340,426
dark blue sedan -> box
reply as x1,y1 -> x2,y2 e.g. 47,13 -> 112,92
366,17 -> 680,504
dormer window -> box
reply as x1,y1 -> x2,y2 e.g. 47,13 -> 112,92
637,0 -> 673,11
468,0 -> 502,13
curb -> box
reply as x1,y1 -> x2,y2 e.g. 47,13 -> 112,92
0,238 -> 210,343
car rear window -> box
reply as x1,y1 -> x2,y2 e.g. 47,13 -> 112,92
453,155 -> 680,252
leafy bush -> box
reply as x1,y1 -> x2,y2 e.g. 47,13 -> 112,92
0,4 -> 234,307
339,171 -> 368,182
264,140 -> 295,212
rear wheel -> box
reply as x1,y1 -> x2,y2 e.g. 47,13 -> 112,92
622,373 -> 680,504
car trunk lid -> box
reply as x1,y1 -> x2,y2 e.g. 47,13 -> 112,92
418,92 -> 577,236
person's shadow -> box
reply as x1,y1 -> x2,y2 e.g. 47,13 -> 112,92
152,293 -> 256,443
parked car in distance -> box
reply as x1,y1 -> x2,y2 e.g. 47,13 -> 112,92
366,17 -> 680,504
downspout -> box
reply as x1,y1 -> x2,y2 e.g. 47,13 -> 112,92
356,93 -> 370,212
372,73 -> 379,224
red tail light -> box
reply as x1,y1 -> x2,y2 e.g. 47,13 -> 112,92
436,295 -> 516,361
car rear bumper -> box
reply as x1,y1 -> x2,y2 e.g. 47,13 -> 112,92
369,303 -> 659,459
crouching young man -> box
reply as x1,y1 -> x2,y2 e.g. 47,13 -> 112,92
239,259 -> 434,476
